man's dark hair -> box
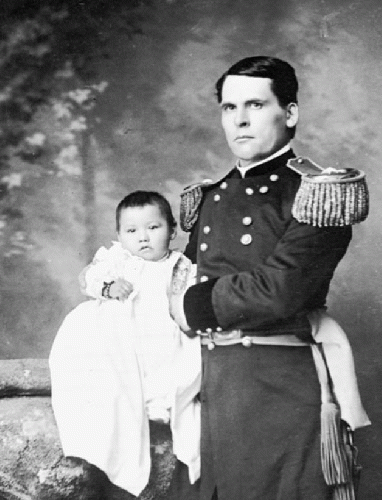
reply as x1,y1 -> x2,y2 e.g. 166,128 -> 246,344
215,56 -> 298,139
215,56 -> 298,107
116,190 -> 177,233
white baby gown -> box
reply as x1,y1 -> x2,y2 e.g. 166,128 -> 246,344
49,247 -> 201,496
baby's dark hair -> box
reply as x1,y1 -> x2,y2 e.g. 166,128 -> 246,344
116,190 -> 177,233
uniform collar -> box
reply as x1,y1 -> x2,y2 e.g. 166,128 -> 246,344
227,148 -> 296,179
236,144 -> 292,177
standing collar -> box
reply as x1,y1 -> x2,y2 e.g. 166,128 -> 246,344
225,148 -> 295,179
236,144 -> 292,177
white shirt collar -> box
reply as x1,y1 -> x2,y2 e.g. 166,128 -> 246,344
236,144 -> 291,177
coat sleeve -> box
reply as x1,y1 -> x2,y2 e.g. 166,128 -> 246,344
183,221 -> 352,332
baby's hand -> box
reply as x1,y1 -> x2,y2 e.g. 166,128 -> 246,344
109,279 -> 134,300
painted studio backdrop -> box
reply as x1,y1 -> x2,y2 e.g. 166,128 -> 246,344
1,0 -> 381,497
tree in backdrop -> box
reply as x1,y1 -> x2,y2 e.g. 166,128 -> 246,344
0,0 -> 148,357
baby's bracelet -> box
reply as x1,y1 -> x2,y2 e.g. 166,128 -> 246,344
102,281 -> 115,299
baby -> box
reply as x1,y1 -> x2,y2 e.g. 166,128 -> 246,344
49,191 -> 201,497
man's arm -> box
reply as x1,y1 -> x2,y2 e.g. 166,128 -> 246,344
183,222 -> 352,333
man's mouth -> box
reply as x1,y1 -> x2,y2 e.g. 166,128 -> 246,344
235,135 -> 253,142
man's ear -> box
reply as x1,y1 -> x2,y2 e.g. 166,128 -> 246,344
286,102 -> 299,128
170,228 -> 177,240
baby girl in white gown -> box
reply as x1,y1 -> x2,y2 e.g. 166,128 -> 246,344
49,193 -> 201,497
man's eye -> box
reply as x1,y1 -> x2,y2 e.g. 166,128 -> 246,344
222,104 -> 235,111
250,102 -> 263,109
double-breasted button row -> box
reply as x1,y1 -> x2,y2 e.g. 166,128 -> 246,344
243,174 -> 279,196
240,234 -> 252,245
200,220 -> 254,249
219,177 -> 278,189
245,186 -> 270,195
213,173 -> 279,201
200,224 -> 210,253
201,234 -> 253,249
200,174 -> 282,252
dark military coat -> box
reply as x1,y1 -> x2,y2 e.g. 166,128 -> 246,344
182,150 -> 352,500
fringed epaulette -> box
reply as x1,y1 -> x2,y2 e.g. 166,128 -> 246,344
288,157 -> 369,227
180,179 -> 214,231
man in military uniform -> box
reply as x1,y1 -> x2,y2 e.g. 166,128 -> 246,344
170,56 -> 368,499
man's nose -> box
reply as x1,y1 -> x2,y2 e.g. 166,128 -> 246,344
234,107 -> 249,127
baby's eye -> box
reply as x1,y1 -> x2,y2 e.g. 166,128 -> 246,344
148,224 -> 159,230
126,228 -> 136,233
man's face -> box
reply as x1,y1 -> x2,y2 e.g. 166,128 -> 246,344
220,75 -> 298,166
118,204 -> 173,261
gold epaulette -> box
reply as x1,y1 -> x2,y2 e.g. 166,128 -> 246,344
180,179 -> 214,232
287,157 -> 369,227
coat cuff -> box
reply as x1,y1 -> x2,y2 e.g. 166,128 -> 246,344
183,279 -> 220,332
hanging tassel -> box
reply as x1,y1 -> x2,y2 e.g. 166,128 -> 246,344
311,345 -> 358,500
333,483 -> 356,500
320,402 -> 351,486
331,425 -> 362,500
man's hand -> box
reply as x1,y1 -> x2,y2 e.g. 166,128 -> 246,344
169,291 -> 192,333
109,279 -> 133,300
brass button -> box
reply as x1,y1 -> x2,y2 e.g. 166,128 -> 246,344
200,243 -> 208,252
196,330 -> 202,335
242,336 -> 252,348
203,226 -> 211,234
240,234 -> 252,245
214,194 -> 221,202
259,186 -> 269,194
242,216 -> 252,226
207,342 -> 215,351
270,174 -> 279,182
200,275 -> 209,282
245,187 -> 254,195
220,181 -> 228,189
216,326 -> 223,332
206,328 -> 212,333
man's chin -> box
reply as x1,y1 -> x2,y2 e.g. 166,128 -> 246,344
234,149 -> 276,166
235,153 -> 262,166
230,145 -> 260,162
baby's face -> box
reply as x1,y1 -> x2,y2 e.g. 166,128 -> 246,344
117,204 -> 172,261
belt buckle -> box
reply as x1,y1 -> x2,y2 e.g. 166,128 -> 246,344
212,329 -> 242,341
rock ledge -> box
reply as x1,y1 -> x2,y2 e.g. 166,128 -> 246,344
0,359 -> 176,500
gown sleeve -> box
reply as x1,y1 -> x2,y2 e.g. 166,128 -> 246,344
78,246 -> 118,299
